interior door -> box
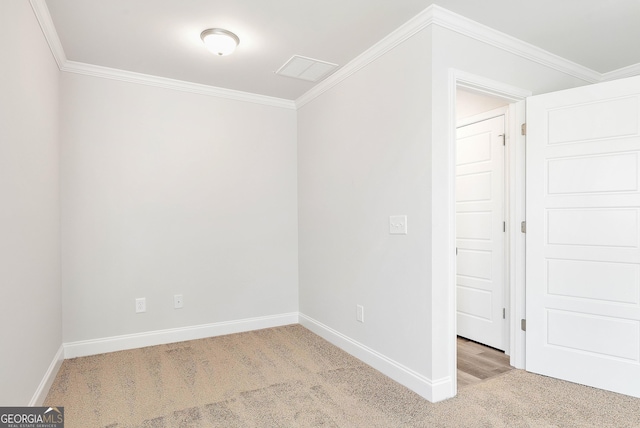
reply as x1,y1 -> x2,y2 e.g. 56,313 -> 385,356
526,75 -> 640,397
456,115 -> 505,350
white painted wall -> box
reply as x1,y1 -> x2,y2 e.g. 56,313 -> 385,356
298,27 -> 434,379
0,2 -> 62,405
60,73 -> 298,342
298,21 -> 592,400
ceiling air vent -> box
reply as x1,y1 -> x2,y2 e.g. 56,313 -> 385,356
275,55 -> 338,82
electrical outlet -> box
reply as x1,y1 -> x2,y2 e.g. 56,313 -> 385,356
174,294 -> 183,309
356,305 -> 364,323
389,215 -> 408,235
135,297 -> 146,313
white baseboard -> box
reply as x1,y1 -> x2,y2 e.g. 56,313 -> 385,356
64,313 -> 299,359
299,313 -> 453,403
29,344 -> 65,406
38,314 -> 453,405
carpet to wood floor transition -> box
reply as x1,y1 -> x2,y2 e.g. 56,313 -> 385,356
45,325 -> 640,428
456,336 -> 513,388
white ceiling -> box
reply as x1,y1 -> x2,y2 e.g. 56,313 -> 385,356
44,0 -> 640,101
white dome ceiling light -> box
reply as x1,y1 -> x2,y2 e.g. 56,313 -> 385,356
200,28 -> 240,56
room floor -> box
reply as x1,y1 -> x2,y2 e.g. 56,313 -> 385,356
457,336 -> 513,387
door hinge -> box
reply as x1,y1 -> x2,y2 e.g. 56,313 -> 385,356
503,308 -> 506,319
521,123 -> 527,136
456,247 -> 458,256
500,134 -> 505,146
503,221 -> 506,232
520,221 -> 526,233
521,319 -> 526,331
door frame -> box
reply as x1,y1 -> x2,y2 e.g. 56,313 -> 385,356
447,69 -> 531,393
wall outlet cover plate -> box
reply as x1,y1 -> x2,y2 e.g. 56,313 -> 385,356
389,215 -> 407,234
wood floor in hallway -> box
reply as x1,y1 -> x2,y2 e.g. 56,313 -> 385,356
457,336 -> 513,387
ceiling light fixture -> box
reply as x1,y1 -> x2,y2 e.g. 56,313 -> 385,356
200,28 -> 240,56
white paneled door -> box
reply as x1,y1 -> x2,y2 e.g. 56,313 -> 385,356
526,75 -> 640,397
456,115 -> 505,350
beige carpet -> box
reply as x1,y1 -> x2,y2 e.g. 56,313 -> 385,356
45,325 -> 640,427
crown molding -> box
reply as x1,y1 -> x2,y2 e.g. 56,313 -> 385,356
30,0 -> 638,111
295,5 -> 436,108
601,63 -> 640,82
30,0 -> 67,68
429,5 -> 601,84
60,61 -> 297,109
296,5 -> 605,108
29,0 -> 295,110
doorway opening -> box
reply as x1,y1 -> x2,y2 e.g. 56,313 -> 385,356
448,70 -> 530,395
455,90 -> 510,386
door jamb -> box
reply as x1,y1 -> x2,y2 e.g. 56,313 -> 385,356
448,69 -> 531,395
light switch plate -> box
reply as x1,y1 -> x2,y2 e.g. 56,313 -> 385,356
389,215 -> 407,234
